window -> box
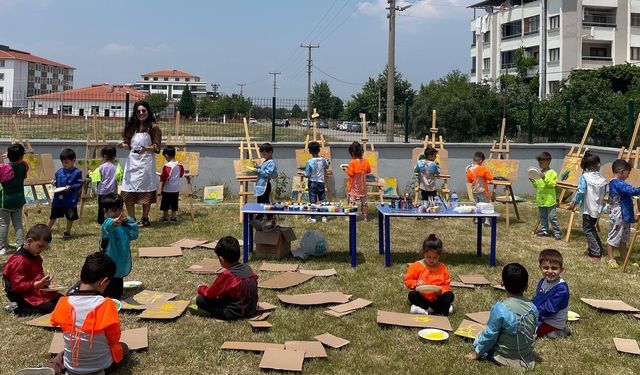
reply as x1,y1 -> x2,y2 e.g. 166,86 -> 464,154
549,15 -> 560,30
523,15 -> 539,34
632,47 -> 640,60
471,57 -> 476,73
0,60 -> 4,67
91,106 -> 100,115
583,7 -> 616,27
0,86 -> 3,94
153,77 -> 158,81
502,20 -> 521,39
549,81 -> 560,94
62,105 -> 72,115
633,13 -> 640,27
35,76 -> 40,84
175,78 -> 179,81
483,31 -> 490,43
164,77 -> 168,81
144,77 -> 149,81
483,57 -> 490,70
549,48 -> 560,62
185,78 -> 190,82
0,73 -> 3,80
590,47 -> 608,57
501,50 -> 517,69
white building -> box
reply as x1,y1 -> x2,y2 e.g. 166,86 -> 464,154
0,44 -> 74,110
134,69 -> 207,100
469,0 -> 640,97
27,84 -> 145,117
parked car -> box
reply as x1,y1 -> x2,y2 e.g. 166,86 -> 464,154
338,121 -> 349,131
348,122 -> 362,133
248,117 -> 258,124
300,119 -> 309,127
318,119 -> 328,128
275,118 -> 290,127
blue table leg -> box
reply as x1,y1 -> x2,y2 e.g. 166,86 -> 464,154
378,210 -> 384,255
242,213 -> 249,263
349,214 -> 357,267
248,213 -> 254,253
384,216 -> 391,267
476,216 -> 482,257
490,217 -> 497,267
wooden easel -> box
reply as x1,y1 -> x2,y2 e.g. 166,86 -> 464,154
79,109 -> 108,220
234,118 -> 261,222
621,114 -> 640,270
487,118 -> 520,227
412,110 -> 451,203
293,108 -> 332,203
166,110 -> 187,149
360,113 -> 384,203
553,119 -> 593,242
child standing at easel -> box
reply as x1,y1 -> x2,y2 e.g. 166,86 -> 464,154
415,146 -> 440,201
90,146 -> 121,225
304,141 -> 329,223
343,141 -> 371,221
531,152 -> 562,241
606,159 -> 640,269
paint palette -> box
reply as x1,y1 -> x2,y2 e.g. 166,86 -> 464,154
567,310 -> 580,321
416,285 -> 442,293
53,187 -> 67,193
418,328 -> 449,342
123,280 -> 143,289
527,167 -> 542,180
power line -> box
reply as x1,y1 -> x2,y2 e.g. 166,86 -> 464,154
301,44 -> 320,127
313,64 -> 364,86
318,2 -> 362,44
301,0 -> 341,44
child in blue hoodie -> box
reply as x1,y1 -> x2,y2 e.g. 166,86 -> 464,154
532,249 -> 570,339
47,148 -> 83,240
606,159 -> 640,269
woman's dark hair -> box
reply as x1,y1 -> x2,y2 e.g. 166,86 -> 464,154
348,141 -> 364,158
101,146 -> 117,160
123,101 -> 156,142
580,151 -> 600,171
422,233 -> 443,255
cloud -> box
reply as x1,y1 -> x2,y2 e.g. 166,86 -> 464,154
99,43 -> 135,56
143,43 -> 172,53
357,0 -> 466,21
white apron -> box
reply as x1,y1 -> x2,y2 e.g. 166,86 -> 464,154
121,132 -> 157,192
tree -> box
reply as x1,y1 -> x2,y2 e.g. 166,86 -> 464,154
291,104 -> 303,118
216,94 -> 252,118
310,80 -> 343,119
178,87 -> 196,118
145,93 -> 168,116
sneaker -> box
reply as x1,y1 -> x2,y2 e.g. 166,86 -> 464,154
138,217 -> 151,228
410,305 -> 428,315
307,218 -> 317,223
4,302 -> 17,313
188,303 -> 212,317
321,216 -> 327,223
62,232 -> 71,240
448,304 -> 454,315
0,247 -> 7,256
554,234 -> 562,241
535,231 -> 549,237
170,217 -> 178,222
160,217 -> 169,223
607,259 -> 619,269
14,368 -> 55,375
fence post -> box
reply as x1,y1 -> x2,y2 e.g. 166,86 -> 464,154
565,101 -> 571,142
628,98 -> 635,145
527,100 -> 533,144
271,97 -> 276,142
125,93 -> 130,127
404,100 -> 409,143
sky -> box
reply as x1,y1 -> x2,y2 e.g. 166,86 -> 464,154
0,0 -> 475,99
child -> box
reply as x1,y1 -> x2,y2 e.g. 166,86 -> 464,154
254,143 -> 277,222
100,193 -> 139,299
0,143 -> 28,255
90,145 -> 121,225
48,148 -> 83,240
303,141 -> 329,223
466,263 -> 538,370
194,236 -> 258,320
46,252 -> 129,375
532,249 -> 571,339
606,159 -> 640,269
159,146 -> 185,222
414,146 -> 440,201
570,151 -> 607,260
404,233 -> 454,316
343,141 -> 371,221
2,224 -> 58,316
531,151 -> 562,240
466,151 -> 493,226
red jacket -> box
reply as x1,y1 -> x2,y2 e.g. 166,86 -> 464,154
2,247 -> 59,306
197,262 -> 258,319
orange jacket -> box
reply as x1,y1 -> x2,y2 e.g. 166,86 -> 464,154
345,158 -> 371,194
51,295 -> 123,368
404,260 -> 452,301
466,164 -> 493,197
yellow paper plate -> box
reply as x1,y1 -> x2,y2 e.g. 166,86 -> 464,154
567,310 -> 580,321
418,328 -> 449,342
416,285 -> 442,293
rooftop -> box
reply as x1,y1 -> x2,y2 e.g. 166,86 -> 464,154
29,84 -> 145,101
141,69 -> 198,78
0,45 -> 74,69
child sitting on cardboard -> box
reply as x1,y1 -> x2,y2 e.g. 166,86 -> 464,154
46,252 -> 129,375
193,236 -> 258,320
532,249 -> 570,339
2,224 -> 59,316
466,263 -> 539,370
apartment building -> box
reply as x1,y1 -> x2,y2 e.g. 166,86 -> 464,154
134,69 -> 207,100
0,44 -> 74,110
469,0 -> 640,97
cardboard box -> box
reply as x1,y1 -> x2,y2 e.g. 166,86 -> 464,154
254,227 -> 296,259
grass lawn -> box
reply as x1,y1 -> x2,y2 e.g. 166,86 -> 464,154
2,201 -> 640,374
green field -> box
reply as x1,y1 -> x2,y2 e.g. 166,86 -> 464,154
2,201 -> 640,374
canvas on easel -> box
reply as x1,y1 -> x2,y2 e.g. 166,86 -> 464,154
358,113 -> 385,203
412,110 -> 451,203
79,109 -> 109,220
234,118 -> 263,222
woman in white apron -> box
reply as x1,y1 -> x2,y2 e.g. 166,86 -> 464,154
118,101 -> 162,227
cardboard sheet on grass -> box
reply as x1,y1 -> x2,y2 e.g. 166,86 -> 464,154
26,313 -> 56,328
376,310 -> 452,331
454,319 -> 486,340
299,268 -> 337,277
249,320 -> 272,330
221,341 -> 285,352
466,311 -> 490,325
259,262 -> 299,272
259,271 -> 314,290
139,300 -> 189,320
329,298 -> 372,313
580,298 -> 639,312
257,301 -> 278,311
138,247 -> 182,258
249,311 -> 272,321
278,292 -> 351,306
121,290 -> 178,311
260,348 -> 305,372
49,327 -> 149,354
285,341 -> 328,358
168,238 -> 208,249
314,333 -> 349,349
186,258 -> 222,274
458,275 -> 491,285
614,338 -> 640,355
450,281 -> 475,289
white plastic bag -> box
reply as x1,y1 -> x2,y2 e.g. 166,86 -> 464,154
292,230 -> 327,260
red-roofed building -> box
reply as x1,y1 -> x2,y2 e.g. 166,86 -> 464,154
135,69 -> 207,100
27,84 -> 144,117
0,44 -> 75,110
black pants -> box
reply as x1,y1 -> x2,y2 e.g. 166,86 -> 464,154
102,277 -> 124,300
408,291 -> 455,316
255,181 -> 273,220
583,214 -> 603,258
420,190 -> 437,201
14,295 -> 60,317
196,295 -> 230,320
97,194 -> 107,224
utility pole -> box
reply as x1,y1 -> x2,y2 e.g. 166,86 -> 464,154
301,43 -> 319,130
539,0 -> 547,99
237,83 -> 246,96
386,0 -> 411,142
269,72 -> 281,98
377,80 -> 382,130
